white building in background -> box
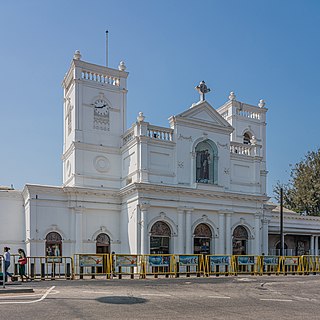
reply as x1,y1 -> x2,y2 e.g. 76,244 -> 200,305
1,50 -> 319,258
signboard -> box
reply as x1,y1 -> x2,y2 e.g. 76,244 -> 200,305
178,255 -> 198,266
263,256 -> 279,265
115,255 -> 138,267
79,255 -> 103,267
284,257 -> 298,265
237,256 -> 255,265
148,255 -> 170,267
209,256 -> 230,266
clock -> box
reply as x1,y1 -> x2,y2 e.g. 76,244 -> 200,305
94,99 -> 109,116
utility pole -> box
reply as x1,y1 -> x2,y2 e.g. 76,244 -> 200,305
280,187 -> 284,256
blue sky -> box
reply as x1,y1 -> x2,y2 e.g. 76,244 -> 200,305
1,0 -> 319,198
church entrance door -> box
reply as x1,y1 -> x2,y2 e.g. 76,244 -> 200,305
232,226 -> 248,255
96,233 -> 110,273
193,223 -> 212,255
150,221 -> 171,254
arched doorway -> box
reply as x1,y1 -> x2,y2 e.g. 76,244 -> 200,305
96,233 -> 110,254
150,221 -> 171,254
194,223 -> 212,254
45,231 -> 62,257
232,226 -> 248,255
276,241 -> 288,256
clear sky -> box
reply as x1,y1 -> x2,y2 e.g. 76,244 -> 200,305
1,0 -> 319,198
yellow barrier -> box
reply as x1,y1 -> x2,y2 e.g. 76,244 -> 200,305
205,255 -> 234,276
112,254 -> 144,279
233,255 -> 259,275
142,254 -> 175,278
302,255 -> 320,274
258,255 -> 280,275
11,254 -> 320,280
279,256 -> 304,275
175,254 -> 205,277
74,254 -> 111,279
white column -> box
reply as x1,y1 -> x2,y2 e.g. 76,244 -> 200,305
254,214 -> 261,255
310,235 -> 315,255
261,219 -> 269,255
75,207 -> 83,254
140,202 -> 150,254
177,208 -> 185,254
218,213 -> 225,254
185,210 -> 193,254
315,236 -> 319,256
225,213 -> 232,254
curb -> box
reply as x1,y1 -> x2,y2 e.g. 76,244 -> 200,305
0,288 -> 34,294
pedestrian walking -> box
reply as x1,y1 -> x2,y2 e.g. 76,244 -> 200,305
18,248 -> 29,281
3,247 -> 13,282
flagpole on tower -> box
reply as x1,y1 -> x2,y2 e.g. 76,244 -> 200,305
106,30 -> 109,67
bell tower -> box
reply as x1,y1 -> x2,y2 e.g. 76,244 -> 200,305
62,50 -> 128,189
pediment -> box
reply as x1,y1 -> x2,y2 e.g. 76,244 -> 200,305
174,101 -> 233,131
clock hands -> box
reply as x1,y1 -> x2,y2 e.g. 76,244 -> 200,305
95,104 -> 107,109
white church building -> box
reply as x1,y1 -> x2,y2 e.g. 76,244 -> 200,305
1,50 -> 320,258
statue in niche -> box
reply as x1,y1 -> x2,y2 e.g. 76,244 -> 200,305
196,149 -> 210,183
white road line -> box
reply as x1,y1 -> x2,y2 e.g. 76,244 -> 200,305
260,298 -> 293,302
0,286 -> 55,304
141,293 -> 171,297
82,291 -> 114,294
207,295 -> 231,299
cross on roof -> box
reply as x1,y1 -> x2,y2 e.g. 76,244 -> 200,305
195,81 -> 211,101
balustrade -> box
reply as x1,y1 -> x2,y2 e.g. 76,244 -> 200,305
237,109 -> 261,120
147,127 -> 173,141
81,70 -> 120,86
230,143 -> 260,157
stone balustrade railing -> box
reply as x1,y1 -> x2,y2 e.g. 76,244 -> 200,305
236,106 -> 261,120
81,70 -> 120,86
230,142 -> 260,157
123,125 -> 174,146
147,125 -> 173,141
123,128 -> 135,145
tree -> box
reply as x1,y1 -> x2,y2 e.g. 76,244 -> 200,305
273,148 -> 320,216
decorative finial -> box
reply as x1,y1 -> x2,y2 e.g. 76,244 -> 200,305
74,50 -> 82,60
258,99 -> 266,108
137,112 -> 145,122
118,61 -> 126,71
250,136 -> 257,145
195,81 -> 211,102
229,91 -> 236,101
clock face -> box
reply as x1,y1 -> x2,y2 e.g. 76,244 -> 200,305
94,99 -> 109,116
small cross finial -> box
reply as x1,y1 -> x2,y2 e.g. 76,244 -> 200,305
195,81 -> 211,101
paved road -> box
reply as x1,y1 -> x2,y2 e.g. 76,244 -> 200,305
0,275 -> 319,319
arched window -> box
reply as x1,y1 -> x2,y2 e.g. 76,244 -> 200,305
96,233 -> 110,254
243,132 -> 251,145
150,221 -> 171,254
194,223 -> 212,254
195,140 -> 218,184
232,226 -> 248,255
45,232 -> 62,257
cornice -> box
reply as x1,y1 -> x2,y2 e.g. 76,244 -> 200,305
73,141 -> 121,154
119,182 -> 269,202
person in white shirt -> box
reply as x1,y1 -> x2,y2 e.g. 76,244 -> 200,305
4,247 -> 12,282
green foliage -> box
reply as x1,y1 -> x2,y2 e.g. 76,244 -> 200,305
273,148 -> 320,216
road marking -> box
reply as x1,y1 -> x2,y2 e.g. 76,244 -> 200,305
260,298 -> 293,302
207,295 -> 231,299
141,293 -> 171,297
0,286 -> 55,304
82,291 -> 114,294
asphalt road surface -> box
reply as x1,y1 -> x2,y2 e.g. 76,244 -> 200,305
0,275 -> 320,319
